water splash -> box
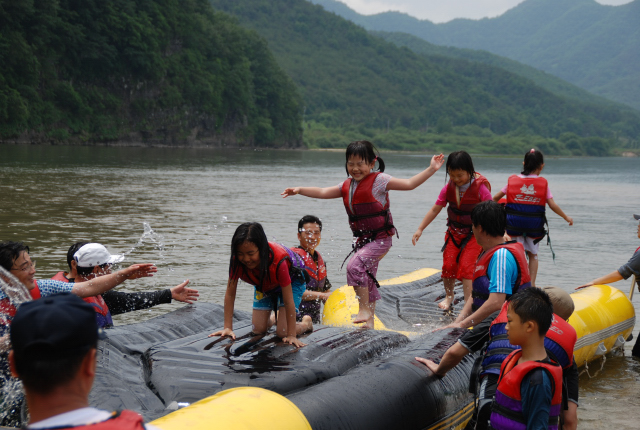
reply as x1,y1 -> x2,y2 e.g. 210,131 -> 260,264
0,267 -> 31,425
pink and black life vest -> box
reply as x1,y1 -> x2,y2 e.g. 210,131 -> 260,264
341,172 -> 395,243
490,350 -> 563,430
505,175 -> 548,240
445,173 -> 490,235
481,301 -> 577,376
471,242 -> 531,311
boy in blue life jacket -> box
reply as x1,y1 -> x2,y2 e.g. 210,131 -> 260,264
489,288 -> 562,430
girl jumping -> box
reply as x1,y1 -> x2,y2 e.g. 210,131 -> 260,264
412,151 -> 491,311
282,140 -> 444,328
209,222 -> 312,347
492,148 -> 573,287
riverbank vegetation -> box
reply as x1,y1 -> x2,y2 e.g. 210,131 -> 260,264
210,0 -> 639,156
0,0 -> 302,146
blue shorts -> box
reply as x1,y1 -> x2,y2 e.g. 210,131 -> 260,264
253,277 -> 305,312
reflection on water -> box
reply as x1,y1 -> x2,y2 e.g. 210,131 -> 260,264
0,145 -> 639,428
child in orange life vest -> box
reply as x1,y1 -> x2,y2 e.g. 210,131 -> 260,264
412,151 -> 491,311
490,287 -> 563,430
282,141 -> 444,329
291,215 -> 332,325
209,222 -> 312,348
492,149 -> 573,287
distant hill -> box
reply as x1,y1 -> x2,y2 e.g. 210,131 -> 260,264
0,0 -> 302,146
209,0 -> 639,149
311,0 -> 640,111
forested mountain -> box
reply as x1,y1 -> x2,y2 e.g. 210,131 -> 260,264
311,0 -> 640,111
0,0 -> 302,146
210,0 -> 638,155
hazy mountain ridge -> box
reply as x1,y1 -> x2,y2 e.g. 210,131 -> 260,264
311,0 -> 640,110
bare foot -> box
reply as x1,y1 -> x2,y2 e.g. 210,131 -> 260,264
297,315 -> 313,335
438,296 -> 454,311
353,308 -> 372,324
355,315 -> 375,329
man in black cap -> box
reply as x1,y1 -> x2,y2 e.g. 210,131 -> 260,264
579,213 -> 640,357
8,293 -> 161,429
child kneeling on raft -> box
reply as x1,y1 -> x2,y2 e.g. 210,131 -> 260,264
209,222 -> 312,348
489,287 -> 563,430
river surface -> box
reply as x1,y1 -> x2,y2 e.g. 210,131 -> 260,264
0,145 -> 638,428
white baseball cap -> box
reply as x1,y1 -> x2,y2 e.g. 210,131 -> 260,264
74,243 -> 125,268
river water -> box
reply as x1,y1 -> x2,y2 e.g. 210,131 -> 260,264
0,145 -> 638,428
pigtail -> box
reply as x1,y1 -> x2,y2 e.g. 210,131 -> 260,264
522,149 -> 544,176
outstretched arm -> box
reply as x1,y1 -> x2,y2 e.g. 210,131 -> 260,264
412,205 -> 444,245
209,278 -> 238,339
415,341 -> 469,377
387,154 -> 445,191
576,270 -> 623,289
492,191 -> 505,202
71,264 -> 157,298
547,198 -> 573,225
282,185 -> 342,199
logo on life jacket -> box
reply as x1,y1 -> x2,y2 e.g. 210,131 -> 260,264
520,184 -> 535,195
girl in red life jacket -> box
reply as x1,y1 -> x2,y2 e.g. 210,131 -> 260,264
209,222 -> 312,348
493,149 -> 573,287
282,140 -> 444,329
412,151 -> 491,311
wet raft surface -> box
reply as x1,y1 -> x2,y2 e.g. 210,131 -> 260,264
91,273 -> 476,429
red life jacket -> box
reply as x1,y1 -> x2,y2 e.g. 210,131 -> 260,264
290,247 -> 327,292
490,350 -> 563,430
445,173 -> 491,235
234,242 -> 304,295
50,273 -> 113,328
34,410 -> 146,430
505,175 -> 548,239
482,301 -> 576,376
341,172 -> 395,242
0,283 -> 43,323
471,242 -> 531,312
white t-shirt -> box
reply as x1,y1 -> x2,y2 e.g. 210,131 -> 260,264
27,407 -> 161,430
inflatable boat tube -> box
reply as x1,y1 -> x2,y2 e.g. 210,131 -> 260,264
84,269 -> 634,430
568,284 -> 635,366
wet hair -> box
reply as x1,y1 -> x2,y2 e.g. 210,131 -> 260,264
14,349 -> 91,395
344,140 -> 385,176
0,241 -> 30,272
445,151 -> 475,182
508,287 -> 554,336
471,201 -> 506,237
298,215 -> 322,232
522,148 -> 544,176
229,222 -> 272,288
67,241 -> 89,270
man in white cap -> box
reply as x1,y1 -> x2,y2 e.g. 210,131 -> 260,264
53,242 -> 198,328
579,213 -> 640,357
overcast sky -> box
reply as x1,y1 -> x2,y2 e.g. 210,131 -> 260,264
337,0 -> 634,23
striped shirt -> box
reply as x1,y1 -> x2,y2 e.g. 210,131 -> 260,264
486,248 -> 518,295
0,279 -> 73,300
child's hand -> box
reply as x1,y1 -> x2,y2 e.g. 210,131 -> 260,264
319,291 -> 332,301
281,187 -> 300,198
283,336 -> 306,348
575,282 -> 592,290
412,230 -> 422,246
565,216 -> 573,226
430,153 -> 445,170
415,357 -> 443,376
209,328 -> 235,339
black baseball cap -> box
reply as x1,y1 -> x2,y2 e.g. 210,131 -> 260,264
634,214 -> 640,220
10,293 -> 106,359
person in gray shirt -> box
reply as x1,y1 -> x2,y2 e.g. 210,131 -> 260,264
578,213 -> 640,357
